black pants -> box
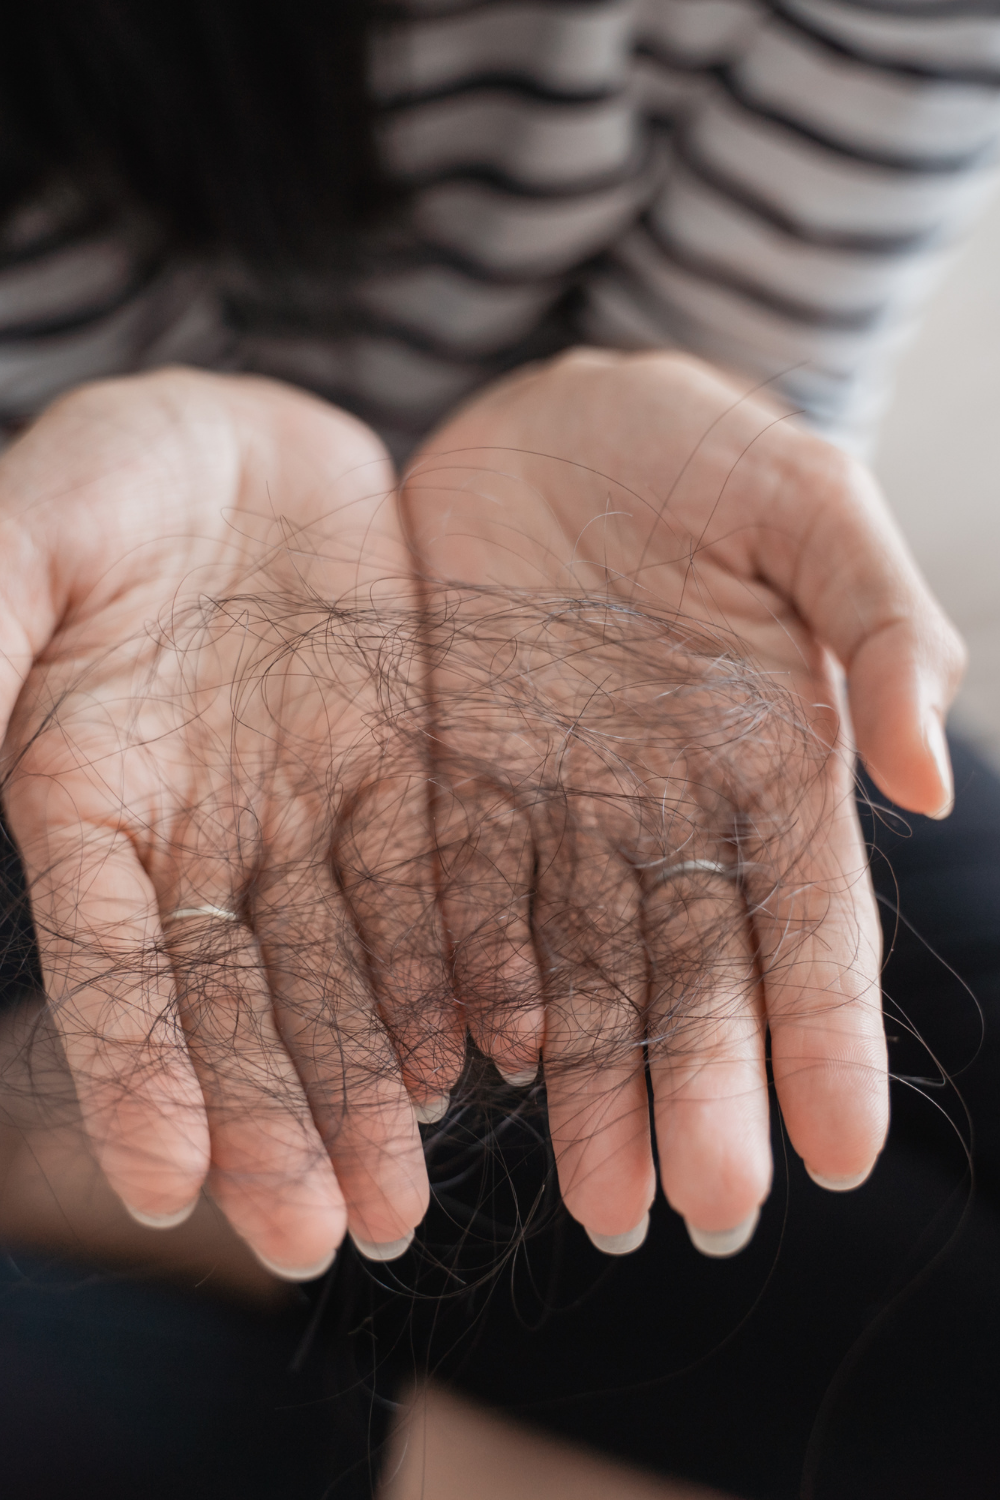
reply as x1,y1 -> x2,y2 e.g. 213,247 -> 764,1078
2,741 -> 999,1500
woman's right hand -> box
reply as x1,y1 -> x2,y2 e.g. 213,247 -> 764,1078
0,368 -> 455,1277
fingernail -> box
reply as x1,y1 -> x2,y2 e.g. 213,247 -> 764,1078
123,1199 -> 199,1230
413,1094 -> 450,1125
255,1249 -> 337,1282
586,1213 -> 650,1256
497,1062 -> 538,1087
806,1163 -> 874,1192
349,1229 -> 415,1262
924,713 -> 954,819
685,1208 -> 759,1258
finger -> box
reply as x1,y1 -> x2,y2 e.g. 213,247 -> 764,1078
646,867 -> 770,1254
256,861 -> 430,1254
436,777 -> 542,1085
538,833 -> 655,1246
847,616 -> 962,821
749,742 -> 887,1188
165,897 -> 346,1278
336,768 -> 466,1117
756,443 -> 965,818
11,808 -> 210,1223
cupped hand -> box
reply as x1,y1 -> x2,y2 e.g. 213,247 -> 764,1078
0,369 -> 457,1277
400,349 -> 966,1255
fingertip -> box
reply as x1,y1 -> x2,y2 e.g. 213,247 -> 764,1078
412,1093 -> 450,1125
585,1213 -> 650,1256
685,1208 -> 759,1259
861,740 -> 952,822
805,1162 -> 875,1193
496,1061 -> 538,1087
922,711 -> 954,819
772,1055 -> 888,1205
255,1248 -> 338,1282
123,1197 -> 199,1230
94,1090 -> 211,1229
851,632 -> 961,819
349,1228 -> 415,1262
206,1127 -> 349,1278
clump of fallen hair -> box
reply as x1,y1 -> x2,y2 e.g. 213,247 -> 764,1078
0,582 -> 831,1214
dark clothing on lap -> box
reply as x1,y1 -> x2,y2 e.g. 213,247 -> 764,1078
1,741 -> 998,1498
0,1253 -> 387,1500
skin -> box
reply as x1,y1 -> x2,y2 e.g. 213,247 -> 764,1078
0,355 -> 964,1273
380,1382 -> 733,1500
401,348 -> 965,1243
0,369 -> 433,1273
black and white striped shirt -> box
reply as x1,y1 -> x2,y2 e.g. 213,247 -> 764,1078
2,0 -> 999,456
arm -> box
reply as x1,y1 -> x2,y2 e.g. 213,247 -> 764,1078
581,1 -> 1000,454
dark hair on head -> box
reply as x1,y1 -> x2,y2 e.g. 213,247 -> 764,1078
0,1 -> 382,265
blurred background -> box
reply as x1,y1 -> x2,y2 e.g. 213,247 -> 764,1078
876,187 -> 1000,769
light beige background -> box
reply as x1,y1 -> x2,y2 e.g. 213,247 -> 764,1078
875,187 -> 1000,765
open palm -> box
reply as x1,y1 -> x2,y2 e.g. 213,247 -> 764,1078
2,370 -> 444,1275
401,349 -> 964,1251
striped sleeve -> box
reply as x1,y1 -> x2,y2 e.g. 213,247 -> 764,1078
241,0 -> 654,455
581,0 -> 1000,448
0,2 -> 998,456
0,192 -> 231,442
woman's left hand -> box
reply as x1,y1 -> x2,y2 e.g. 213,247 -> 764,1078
400,348 -> 965,1253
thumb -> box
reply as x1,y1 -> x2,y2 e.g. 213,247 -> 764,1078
847,611 -> 964,819
775,449 -> 965,818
